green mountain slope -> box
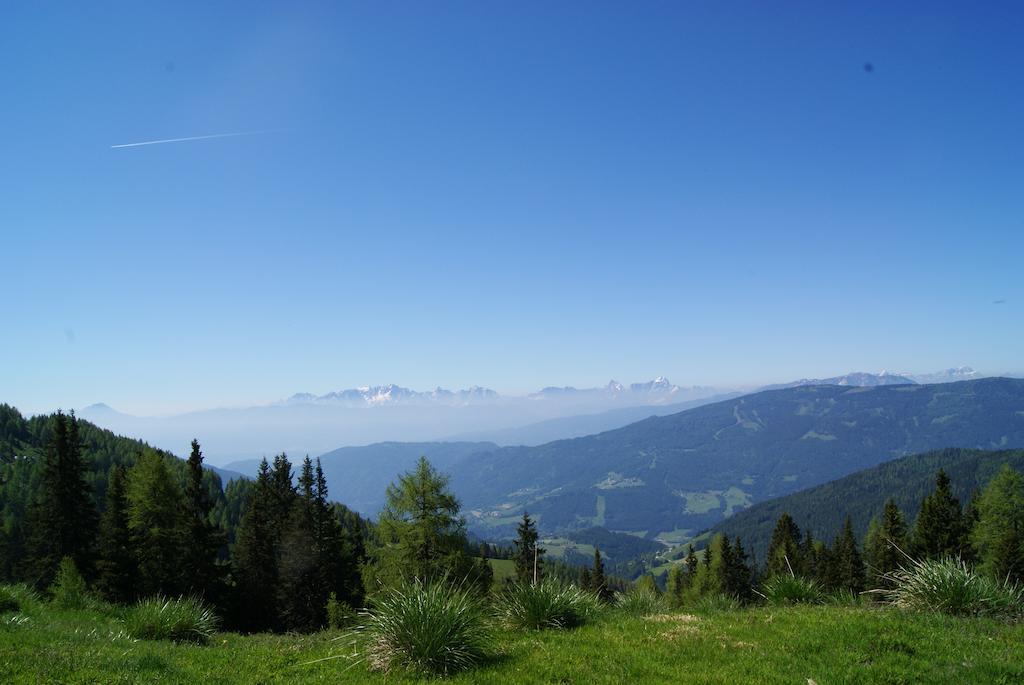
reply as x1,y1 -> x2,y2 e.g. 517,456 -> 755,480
449,378 -> 1024,539
706,447 -> 1024,563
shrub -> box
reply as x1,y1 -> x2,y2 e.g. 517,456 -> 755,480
124,596 -> 220,644
497,581 -> 602,630
691,594 -> 742,613
759,575 -> 826,606
49,557 -> 92,610
614,588 -> 666,617
326,592 -> 355,629
361,579 -> 492,676
878,557 -> 1024,619
0,586 -> 20,614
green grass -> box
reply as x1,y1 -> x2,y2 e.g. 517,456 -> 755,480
2,593 -> 1023,683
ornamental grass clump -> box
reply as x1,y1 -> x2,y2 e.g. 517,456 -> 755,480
878,556 -> 1024,619
361,579 -> 493,676
498,580 -> 601,630
759,574 -> 826,606
123,596 -> 220,644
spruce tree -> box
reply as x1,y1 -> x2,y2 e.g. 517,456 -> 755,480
278,457 -> 322,630
665,566 -> 685,607
95,464 -> 135,603
182,440 -> 225,599
912,469 -> 968,560
513,511 -> 545,584
684,544 -> 699,581
26,412 -> 98,588
865,499 -> 907,588
829,516 -> 866,593
314,459 -> 363,607
727,537 -> 753,600
591,548 -> 609,600
971,464 -> 1024,583
126,451 -> 188,597
233,459 -> 281,631
765,512 -> 801,578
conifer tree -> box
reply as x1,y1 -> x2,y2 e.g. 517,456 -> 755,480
665,566 -> 685,607
363,457 -> 477,591
233,459 -> 281,631
829,516 -> 866,593
25,412 -> 98,587
513,511 -> 545,584
314,459 -> 363,606
126,451 -> 188,597
182,440 -> 225,598
912,469 -> 968,560
865,499 -> 907,588
971,464 -> 1024,583
591,548 -> 609,600
765,512 -> 801,578
278,457 -> 322,630
727,537 -> 753,600
95,464 -> 135,603
684,544 -> 698,581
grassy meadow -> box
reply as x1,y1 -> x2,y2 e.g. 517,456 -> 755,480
3,589 -> 1022,684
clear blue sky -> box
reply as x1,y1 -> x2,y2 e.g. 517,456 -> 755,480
3,2 -> 1022,416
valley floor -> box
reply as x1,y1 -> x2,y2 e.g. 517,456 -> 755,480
3,603 -> 1022,684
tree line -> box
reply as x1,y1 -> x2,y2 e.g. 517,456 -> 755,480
656,464 -> 1024,606
0,411 -> 630,632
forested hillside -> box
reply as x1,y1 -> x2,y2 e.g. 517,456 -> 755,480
704,447 -> 1024,562
450,378 -> 1024,539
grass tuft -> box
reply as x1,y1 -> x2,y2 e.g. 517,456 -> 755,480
360,579 -> 493,676
760,575 -> 826,606
614,588 -> 666,616
877,557 -> 1024,619
497,581 -> 602,630
123,596 -> 220,644
691,593 -> 742,613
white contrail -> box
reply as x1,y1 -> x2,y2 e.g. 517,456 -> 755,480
110,130 -> 270,149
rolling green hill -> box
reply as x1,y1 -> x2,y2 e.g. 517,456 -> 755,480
449,378 -> 1024,540
704,447 -> 1024,563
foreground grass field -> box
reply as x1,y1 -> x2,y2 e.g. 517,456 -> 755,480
3,594 -> 1023,685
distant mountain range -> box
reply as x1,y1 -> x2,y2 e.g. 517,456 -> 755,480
445,378 -> 1024,540
76,367 -> 1012,466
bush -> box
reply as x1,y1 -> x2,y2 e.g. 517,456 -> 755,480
49,557 -> 93,610
691,594 -> 742,613
614,588 -> 666,616
497,581 -> 602,630
759,575 -> 826,606
0,586 -> 21,614
326,592 -> 355,629
361,579 -> 492,676
878,557 -> 1024,619
124,596 -> 220,644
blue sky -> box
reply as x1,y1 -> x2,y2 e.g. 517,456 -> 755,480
3,2 -> 1022,415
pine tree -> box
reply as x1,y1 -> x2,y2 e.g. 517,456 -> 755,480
25,412 -> 98,588
912,469 -> 968,560
765,512 -> 801,578
95,464 -> 135,603
363,457 -> 476,591
126,451 -> 188,597
971,464 -> 1024,583
513,511 -> 545,584
278,457 -> 322,630
233,459 -> 281,631
865,499 -> 907,588
182,440 -> 225,599
829,516 -> 866,593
